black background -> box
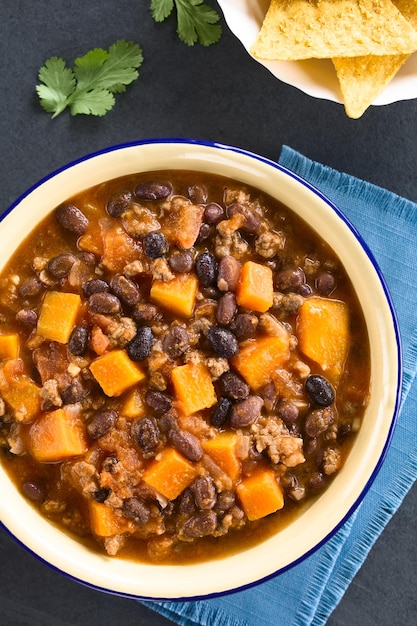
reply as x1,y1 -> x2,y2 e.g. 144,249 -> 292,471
1,2 -> 416,624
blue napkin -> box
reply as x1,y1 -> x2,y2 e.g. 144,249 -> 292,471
142,146 -> 417,625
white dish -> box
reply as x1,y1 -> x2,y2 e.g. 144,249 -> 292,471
218,0 -> 417,106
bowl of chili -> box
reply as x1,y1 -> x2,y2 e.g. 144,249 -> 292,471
0,139 -> 401,600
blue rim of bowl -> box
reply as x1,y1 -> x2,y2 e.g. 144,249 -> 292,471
0,137 -> 403,602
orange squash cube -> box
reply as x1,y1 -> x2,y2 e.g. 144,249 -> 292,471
121,387 -> 145,418
101,227 -> 140,273
89,349 -> 146,397
89,500 -> 135,537
163,201 -> 205,249
0,334 -> 19,360
202,432 -> 240,482
142,447 -> 198,500
231,332 -> 290,391
236,261 -> 273,313
150,273 -> 198,318
0,376 -> 41,423
297,297 -> 349,383
237,470 -> 284,521
37,291 -> 81,344
29,408 -> 88,462
171,362 -> 217,415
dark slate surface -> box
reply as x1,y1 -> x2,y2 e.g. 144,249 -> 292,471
1,2 -> 416,624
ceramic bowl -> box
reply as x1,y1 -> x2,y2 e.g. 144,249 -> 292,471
0,139 -> 401,600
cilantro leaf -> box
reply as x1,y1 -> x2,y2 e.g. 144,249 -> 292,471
150,0 -> 174,22
74,40 -> 143,93
36,40 -> 143,118
36,57 -> 76,118
150,0 -> 222,46
69,89 -> 116,117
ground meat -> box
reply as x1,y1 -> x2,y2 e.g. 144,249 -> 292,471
255,230 -> 286,258
104,534 -> 126,556
251,417 -> 305,466
70,461 -> 99,496
258,312 -> 286,336
122,204 -> 161,237
322,447 -> 342,475
214,230 -> 249,259
205,357 -> 229,380
7,423 -> 25,455
123,259 -> 146,276
151,258 -> 174,282
39,378 -> 63,409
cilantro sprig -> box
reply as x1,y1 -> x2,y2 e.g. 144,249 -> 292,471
36,40 -> 143,118
150,0 -> 222,46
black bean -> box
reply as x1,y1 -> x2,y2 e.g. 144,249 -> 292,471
226,202 -> 261,233
196,222 -> 211,243
158,411 -> 179,434
68,325 -> 90,356
277,399 -> 299,424
195,251 -> 217,287
305,407 -> 336,437
216,292 -> 237,326
132,303 -> 159,323
315,271 -> 336,295
134,417 -> 160,453
106,190 -> 133,217
110,274 -> 140,306
204,203 -> 225,224
169,250 -> 194,273
18,277 -> 43,299
145,390 -> 172,415
170,429 -> 203,462
161,326 -> 190,359
217,256 -> 242,292
275,267 -> 305,292
305,375 -> 335,407
192,476 -> 217,510
211,397 -> 232,428
307,472 -> 326,493
231,313 -> 258,340
127,326 -> 154,361
207,326 -> 239,358
92,488 -> 110,503
87,409 -> 118,440
135,181 -> 172,201
122,497 -> 151,525
102,456 -> 119,473
218,371 -> 250,401
230,395 -> 263,428
77,251 -> 97,266
82,279 -> 109,297
259,381 -> 278,412
61,378 -> 89,404
88,292 -> 121,315
180,511 -> 217,538
299,283 -> 313,297
47,253 -> 77,278
188,184 -> 208,204
56,203 -> 88,236
143,232 -> 169,259
22,481 -> 43,501
15,309 -> 38,327
214,490 -> 235,514
178,489 -> 197,515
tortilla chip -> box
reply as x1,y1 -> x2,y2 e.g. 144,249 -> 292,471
332,0 -> 417,118
251,0 -> 417,61
333,53 -> 410,118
